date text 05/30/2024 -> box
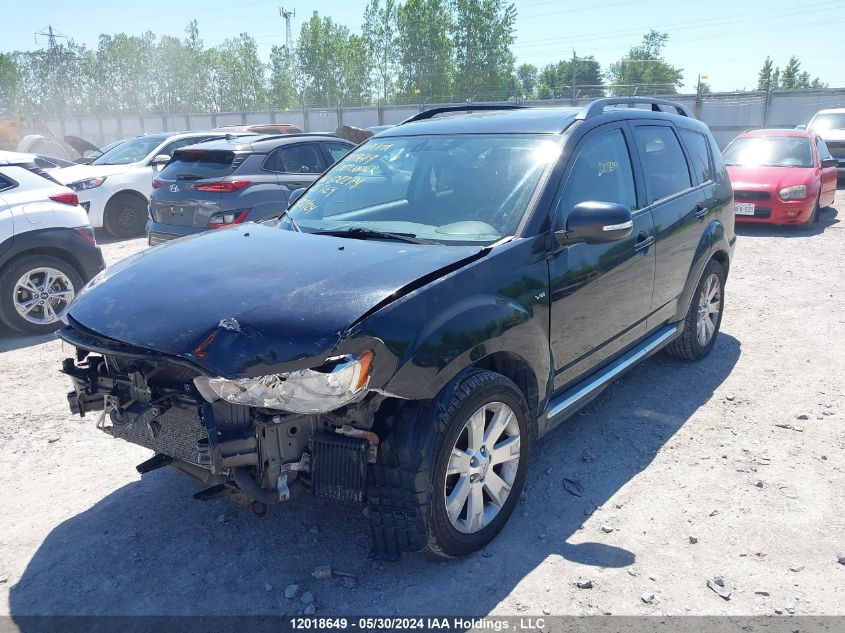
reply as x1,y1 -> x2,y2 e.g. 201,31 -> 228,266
290,617 -> 548,631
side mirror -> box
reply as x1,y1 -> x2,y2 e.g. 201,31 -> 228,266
794,124 -> 807,130
821,157 -> 838,169
151,154 -> 171,166
555,201 -> 634,246
288,187 -> 306,208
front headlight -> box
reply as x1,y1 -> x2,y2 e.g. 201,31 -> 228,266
193,351 -> 374,414
778,185 -> 807,200
69,176 -> 107,192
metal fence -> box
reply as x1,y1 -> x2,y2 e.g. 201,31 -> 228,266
42,87 -> 845,150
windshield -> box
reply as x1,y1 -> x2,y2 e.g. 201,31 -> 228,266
809,113 -> 845,132
286,134 -> 560,244
723,137 -> 813,168
92,136 -> 167,165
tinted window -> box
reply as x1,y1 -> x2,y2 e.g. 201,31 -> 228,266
325,142 -> 353,163
817,138 -> 832,161
680,130 -> 712,184
633,126 -> 692,204
265,143 -> 327,174
158,150 -> 237,180
723,136 -> 813,168
557,128 -> 637,220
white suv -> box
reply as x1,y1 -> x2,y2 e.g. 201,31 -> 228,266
53,132 -> 249,238
808,108 -> 845,176
0,151 -> 104,334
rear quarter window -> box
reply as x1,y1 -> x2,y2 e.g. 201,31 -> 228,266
0,173 -> 15,192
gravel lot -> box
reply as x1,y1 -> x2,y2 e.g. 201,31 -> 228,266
1,196 -> 843,618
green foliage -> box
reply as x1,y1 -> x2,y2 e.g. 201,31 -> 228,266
536,55 -> 603,100
757,55 -> 826,91
605,30 -> 683,96
396,0 -> 455,102
363,0 -> 399,103
452,0 -> 518,101
515,63 -> 537,100
0,53 -> 19,113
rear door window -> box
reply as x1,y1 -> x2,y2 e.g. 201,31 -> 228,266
158,150 -> 237,181
265,143 -> 328,174
679,130 -> 712,185
633,126 -> 693,204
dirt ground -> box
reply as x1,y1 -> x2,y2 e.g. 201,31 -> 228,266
0,197 -> 843,619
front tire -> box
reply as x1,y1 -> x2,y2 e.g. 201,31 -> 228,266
0,254 -> 82,334
104,193 -> 148,239
368,370 -> 533,559
665,259 -> 725,361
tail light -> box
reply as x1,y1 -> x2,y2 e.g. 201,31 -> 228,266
73,226 -> 97,246
208,210 -> 249,229
50,192 -> 80,206
195,180 -> 251,193
152,180 -> 162,189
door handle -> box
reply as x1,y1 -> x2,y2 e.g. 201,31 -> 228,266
633,234 -> 654,251
695,206 -> 709,220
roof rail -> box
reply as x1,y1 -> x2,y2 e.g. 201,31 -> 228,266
576,97 -> 694,120
401,104 -> 527,125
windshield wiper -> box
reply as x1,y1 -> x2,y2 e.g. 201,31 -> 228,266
312,227 -> 437,244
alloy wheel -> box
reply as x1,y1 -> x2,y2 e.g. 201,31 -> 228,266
443,401 -> 521,534
13,267 -> 75,325
696,273 -> 722,347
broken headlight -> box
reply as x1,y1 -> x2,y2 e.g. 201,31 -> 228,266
193,351 -> 374,414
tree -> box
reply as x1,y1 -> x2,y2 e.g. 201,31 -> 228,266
757,56 -> 775,91
605,30 -> 683,96
0,53 -> 19,114
452,0 -> 518,101
515,63 -> 537,100
396,0 -> 454,103
536,55 -> 603,100
269,45 -> 298,109
781,55 -> 801,90
363,0 -> 399,104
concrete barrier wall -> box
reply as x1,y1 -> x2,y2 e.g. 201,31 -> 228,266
41,88 -> 845,150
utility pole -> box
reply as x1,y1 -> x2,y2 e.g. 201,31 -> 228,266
280,7 -> 295,51
571,49 -> 577,105
34,25 -> 67,49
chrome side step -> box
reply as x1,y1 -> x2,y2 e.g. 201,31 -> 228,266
543,324 -> 679,431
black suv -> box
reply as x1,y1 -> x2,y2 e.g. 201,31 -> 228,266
60,98 -> 735,559
147,134 -> 355,245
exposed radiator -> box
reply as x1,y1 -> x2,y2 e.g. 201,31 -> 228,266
110,405 -> 207,464
310,432 -> 369,503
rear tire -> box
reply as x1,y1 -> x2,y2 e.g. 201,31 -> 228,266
367,370 -> 533,560
665,259 -> 725,361
0,254 -> 82,334
104,193 -> 148,239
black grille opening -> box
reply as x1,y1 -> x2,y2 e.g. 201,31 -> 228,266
734,190 -> 772,201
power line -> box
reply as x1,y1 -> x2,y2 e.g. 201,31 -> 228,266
34,25 -> 67,49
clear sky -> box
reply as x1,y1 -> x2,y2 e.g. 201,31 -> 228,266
4,0 -> 844,93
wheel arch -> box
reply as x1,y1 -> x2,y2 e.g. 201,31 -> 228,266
106,188 -> 149,210
672,219 -> 731,322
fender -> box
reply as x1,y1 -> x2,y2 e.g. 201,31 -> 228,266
0,227 -> 105,281
672,218 -> 731,323
357,237 -> 552,412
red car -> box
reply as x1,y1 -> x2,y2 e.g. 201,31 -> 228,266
723,129 -> 838,227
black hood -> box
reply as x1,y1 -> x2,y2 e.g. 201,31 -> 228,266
67,225 -> 484,377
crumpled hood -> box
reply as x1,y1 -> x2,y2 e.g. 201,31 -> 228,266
53,163 -> 130,185
727,165 -> 815,191
67,225 -> 483,377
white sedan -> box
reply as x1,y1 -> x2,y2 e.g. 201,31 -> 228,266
53,132 -> 245,238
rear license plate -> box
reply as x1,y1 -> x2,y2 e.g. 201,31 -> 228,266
735,203 -> 755,216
